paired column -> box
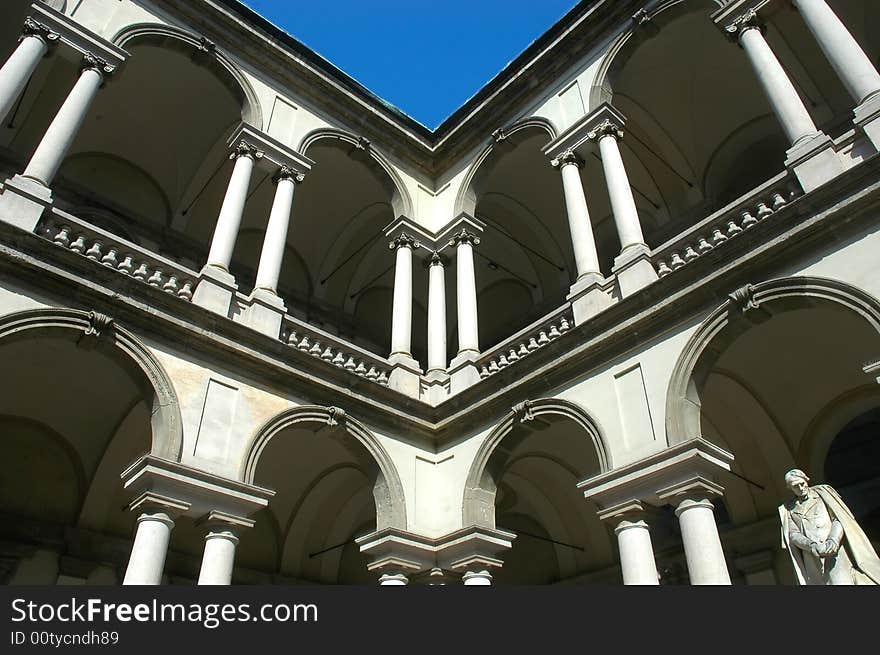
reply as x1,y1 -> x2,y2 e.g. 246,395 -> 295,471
204,142 -> 261,273
22,53 -> 114,187
674,495 -> 731,585
379,573 -> 409,586
792,0 -> 880,107
450,228 -> 481,358
253,166 -> 305,293
389,233 -> 419,359
197,512 -> 252,586
727,11 -> 819,148
426,252 -> 447,374
461,569 -> 493,586
122,495 -> 189,585
0,17 -> 58,123
552,151 -> 602,283
602,503 -> 659,585
589,120 -> 647,253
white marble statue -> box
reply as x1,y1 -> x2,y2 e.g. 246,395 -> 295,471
779,469 -> 880,585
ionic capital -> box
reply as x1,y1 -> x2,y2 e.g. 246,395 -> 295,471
724,8 -> 765,42
550,149 -> 584,169
587,118 -> 624,142
21,16 -> 59,46
273,165 -> 305,184
448,228 -> 481,248
389,232 -> 421,251
429,251 -> 446,268
81,51 -> 116,78
230,140 -> 264,161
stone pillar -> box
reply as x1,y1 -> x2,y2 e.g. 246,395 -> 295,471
674,496 -> 731,585
451,228 -> 480,357
389,233 -> 418,359
552,151 -> 602,282
462,569 -> 493,586
600,502 -> 659,585
205,142 -> 260,272
254,166 -> 303,293
123,512 -> 174,585
427,251 -> 447,374
793,0 -> 880,106
588,116 -> 657,298
378,573 -> 409,586
551,150 -> 611,325
0,18 -> 57,123
197,512 -> 252,586
22,54 -> 113,187
725,10 -> 843,192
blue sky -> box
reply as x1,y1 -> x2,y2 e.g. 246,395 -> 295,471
238,0 -> 581,129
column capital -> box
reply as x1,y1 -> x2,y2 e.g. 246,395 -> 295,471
448,227 -> 481,247
427,250 -> 448,268
596,499 -> 650,526
550,149 -> 584,169
127,491 -> 191,521
657,475 -> 726,509
197,509 -> 255,534
587,118 -> 624,142
389,231 -> 421,251
81,51 -> 116,78
229,140 -> 264,161
723,8 -> 766,42
21,16 -> 60,46
273,165 -> 305,184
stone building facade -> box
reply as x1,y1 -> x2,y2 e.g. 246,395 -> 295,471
1,0 -> 879,585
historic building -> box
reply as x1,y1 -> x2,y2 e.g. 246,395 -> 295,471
1,0 -> 879,585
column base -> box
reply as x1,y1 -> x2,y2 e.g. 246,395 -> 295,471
192,265 -> 238,318
0,174 -> 53,232
242,287 -> 286,338
387,353 -> 422,398
567,273 -> 613,326
612,243 -> 658,299
449,351 -> 481,395
853,93 -> 880,153
785,131 -> 845,193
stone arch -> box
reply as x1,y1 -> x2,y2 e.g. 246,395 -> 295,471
463,398 -> 610,527
111,23 -> 263,129
242,405 -> 407,530
298,128 -> 413,218
453,116 -> 558,217
666,276 -> 880,446
0,308 -> 184,461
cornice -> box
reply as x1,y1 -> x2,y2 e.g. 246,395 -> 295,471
3,158 -> 879,448
144,0 -> 642,178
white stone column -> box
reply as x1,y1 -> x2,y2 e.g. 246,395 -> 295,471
254,166 -> 303,293
552,151 -> 602,281
591,121 -> 646,251
389,233 -> 418,358
22,54 -> 112,187
731,14 -> 818,147
205,142 -> 259,272
427,252 -> 447,374
0,18 -> 57,124
197,513 -> 251,586
378,573 -> 409,586
614,517 -> 660,586
122,510 -> 175,585
462,569 -> 493,586
450,228 -> 480,357
675,496 -> 731,585
792,0 -> 880,106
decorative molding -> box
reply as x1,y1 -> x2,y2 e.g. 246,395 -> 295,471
550,149 -> 583,169
448,228 -> 480,248
197,35 -> 216,54
727,283 -> 760,313
631,8 -> 651,27
326,405 -> 346,426
511,399 -> 535,423
587,118 -> 624,142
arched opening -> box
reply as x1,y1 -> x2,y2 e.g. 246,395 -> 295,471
0,309 -> 181,584
594,0 -> 880,246
666,277 -> 880,582
464,400 -> 614,583
236,407 -> 406,584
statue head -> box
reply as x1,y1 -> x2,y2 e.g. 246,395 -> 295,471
784,469 -> 810,500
